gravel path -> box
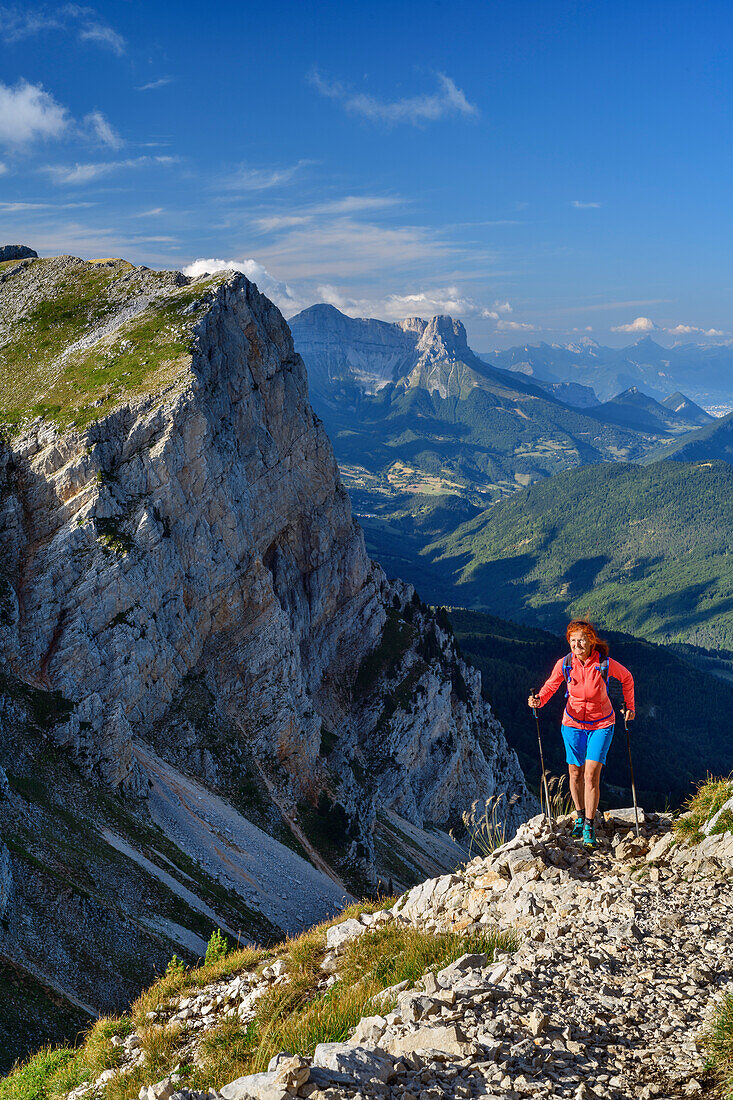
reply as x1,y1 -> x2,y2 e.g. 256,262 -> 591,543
74,812 -> 733,1100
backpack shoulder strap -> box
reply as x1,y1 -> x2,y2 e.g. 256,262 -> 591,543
562,652 -> 573,697
599,656 -> 609,683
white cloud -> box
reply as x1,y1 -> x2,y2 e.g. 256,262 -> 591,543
77,20 -> 125,55
136,77 -> 174,92
496,319 -> 535,331
312,284 -> 506,323
382,287 -> 486,319
45,154 -> 176,184
0,5 -> 125,53
571,200 -> 602,209
668,323 -> 726,338
182,257 -> 305,313
0,79 -> 68,145
310,70 -> 478,126
131,206 -> 164,218
0,161 -> 6,174
253,195 -> 400,233
254,214 -> 312,232
668,323 -> 700,336
611,316 -> 658,333
482,299 -> 513,319
220,161 -> 309,192
256,217 -> 452,280
84,109 -> 122,149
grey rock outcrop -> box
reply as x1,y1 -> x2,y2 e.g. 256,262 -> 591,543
0,244 -> 38,262
64,810 -> 733,1100
0,257 -> 533,884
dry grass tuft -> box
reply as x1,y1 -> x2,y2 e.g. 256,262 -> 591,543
673,775 -> 733,845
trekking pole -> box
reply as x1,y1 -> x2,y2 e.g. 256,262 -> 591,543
620,705 -> 640,838
532,691 -> 552,826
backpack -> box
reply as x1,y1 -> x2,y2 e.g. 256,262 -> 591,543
562,652 -> 610,699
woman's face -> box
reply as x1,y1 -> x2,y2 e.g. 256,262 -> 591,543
569,630 -> 592,661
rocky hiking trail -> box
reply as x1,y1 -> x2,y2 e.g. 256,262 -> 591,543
64,808 -> 733,1100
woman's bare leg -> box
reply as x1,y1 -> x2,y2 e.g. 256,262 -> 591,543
568,763 -> 585,816
584,760 -> 603,819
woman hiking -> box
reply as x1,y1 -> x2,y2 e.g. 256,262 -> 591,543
528,620 -> 635,848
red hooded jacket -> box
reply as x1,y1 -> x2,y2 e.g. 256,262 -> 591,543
536,649 -> 635,731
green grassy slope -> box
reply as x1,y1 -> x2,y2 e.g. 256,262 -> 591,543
448,609 -> 733,810
420,460 -> 733,649
0,258 -> 222,432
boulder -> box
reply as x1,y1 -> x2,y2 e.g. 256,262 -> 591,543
385,1022 -> 470,1057
326,918 -> 367,952
604,807 -> 645,827
312,1041 -> 393,1082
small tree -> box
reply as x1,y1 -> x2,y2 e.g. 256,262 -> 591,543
166,954 -> 186,978
205,928 -> 231,966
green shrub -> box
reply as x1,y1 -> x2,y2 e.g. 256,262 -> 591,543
204,929 -> 231,966
166,955 -> 187,978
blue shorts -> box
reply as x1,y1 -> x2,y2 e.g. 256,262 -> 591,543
561,724 -> 614,767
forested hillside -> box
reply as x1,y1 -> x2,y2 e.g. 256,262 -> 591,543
419,461 -> 733,649
651,410 -> 733,463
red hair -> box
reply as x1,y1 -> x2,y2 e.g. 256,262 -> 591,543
566,619 -> 610,658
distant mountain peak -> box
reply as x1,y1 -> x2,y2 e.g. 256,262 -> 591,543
413,315 -> 470,361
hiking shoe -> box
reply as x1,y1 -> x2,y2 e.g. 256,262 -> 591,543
582,821 -> 597,848
571,816 -> 584,839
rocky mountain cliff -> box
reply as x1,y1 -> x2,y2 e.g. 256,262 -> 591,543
0,255 -> 533,1066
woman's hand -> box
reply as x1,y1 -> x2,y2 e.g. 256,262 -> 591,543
528,694 -> 541,709
625,709 -> 635,721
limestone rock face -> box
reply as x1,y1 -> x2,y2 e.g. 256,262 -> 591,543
288,305 -> 477,400
287,303 -> 417,397
0,839 -> 11,919
0,258 -> 533,881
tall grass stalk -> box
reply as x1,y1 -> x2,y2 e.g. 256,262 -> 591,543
460,792 -> 519,858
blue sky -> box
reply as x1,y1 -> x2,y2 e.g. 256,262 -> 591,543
0,0 -> 731,349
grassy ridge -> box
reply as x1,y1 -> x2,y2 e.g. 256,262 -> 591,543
0,259 -> 223,432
